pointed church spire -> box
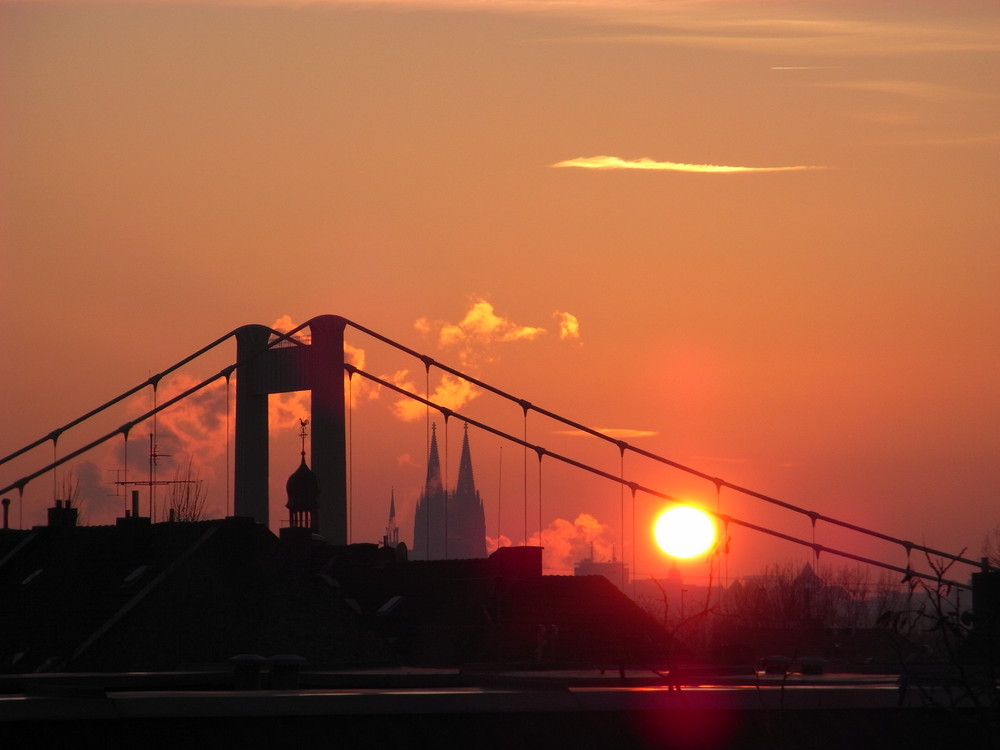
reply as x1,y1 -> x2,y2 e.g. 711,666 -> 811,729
425,422 -> 443,494
455,422 -> 476,498
386,488 -> 399,546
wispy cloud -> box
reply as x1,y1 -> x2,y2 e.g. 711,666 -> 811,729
22,1 -> 1000,61
557,13 -> 1000,58
902,132 -> 1000,147
552,155 -> 828,173
821,79 -> 995,103
555,427 -> 658,439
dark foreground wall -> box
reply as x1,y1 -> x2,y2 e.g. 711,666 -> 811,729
3,687 -> 997,750
4,708 -> 997,750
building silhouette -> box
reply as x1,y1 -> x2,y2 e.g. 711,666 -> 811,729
575,555 -> 630,593
285,453 -> 320,532
412,423 -> 487,560
384,489 -> 400,548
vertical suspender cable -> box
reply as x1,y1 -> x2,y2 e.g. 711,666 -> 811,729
618,444 -> 635,592
522,406 -> 528,545
810,512 -> 820,572
425,365 -> 430,557
497,445 -> 503,548
715,479 -> 727,604
348,373 -> 354,545
122,428 -> 130,515
150,383 -> 157,521
619,444 -> 625,590
630,485 -> 637,599
444,416 -> 450,560
537,448 -> 543,547
225,373 -> 232,517
52,437 -> 58,502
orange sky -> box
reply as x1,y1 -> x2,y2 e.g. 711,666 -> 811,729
2,0 -> 998,583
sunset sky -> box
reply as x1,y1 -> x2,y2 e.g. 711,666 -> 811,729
2,0 -> 998,583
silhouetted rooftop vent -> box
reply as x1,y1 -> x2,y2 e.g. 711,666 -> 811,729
20,568 -> 43,587
318,573 -> 340,590
123,564 -> 151,587
376,595 -> 404,616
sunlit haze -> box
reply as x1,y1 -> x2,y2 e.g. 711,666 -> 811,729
2,0 -> 998,585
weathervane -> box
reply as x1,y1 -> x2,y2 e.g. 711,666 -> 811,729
298,418 -> 309,457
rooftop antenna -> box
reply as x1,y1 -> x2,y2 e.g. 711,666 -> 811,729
149,432 -> 169,518
150,378 -> 160,518
110,433 -> 197,520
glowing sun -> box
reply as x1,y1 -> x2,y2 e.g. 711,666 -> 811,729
654,506 -> 717,558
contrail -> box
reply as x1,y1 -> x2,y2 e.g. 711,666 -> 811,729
551,155 -> 828,173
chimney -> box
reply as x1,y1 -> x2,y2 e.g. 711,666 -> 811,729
117,489 -> 151,530
47,498 -> 79,528
489,545 -> 543,578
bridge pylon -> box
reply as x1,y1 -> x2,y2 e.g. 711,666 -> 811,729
234,315 -> 347,543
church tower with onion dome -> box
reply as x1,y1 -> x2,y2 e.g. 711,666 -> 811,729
412,423 -> 487,560
282,419 -> 320,539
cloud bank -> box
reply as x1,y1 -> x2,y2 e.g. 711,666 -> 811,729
417,300 -> 548,365
390,371 -> 479,422
254,306 -> 582,425
526,512 -> 616,574
395,300 -> 582,419
552,155 -> 828,173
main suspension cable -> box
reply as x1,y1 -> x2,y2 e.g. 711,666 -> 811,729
345,363 -> 974,590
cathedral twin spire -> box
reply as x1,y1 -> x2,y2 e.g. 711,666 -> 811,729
455,424 -> 477,500
424,422 -> 476,496
413,423 -> 487,560
424,423 -> 444,495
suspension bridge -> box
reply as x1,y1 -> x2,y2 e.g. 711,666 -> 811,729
0,314 -> 991,591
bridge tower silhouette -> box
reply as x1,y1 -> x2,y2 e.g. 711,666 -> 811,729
234,315 -> 347,544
